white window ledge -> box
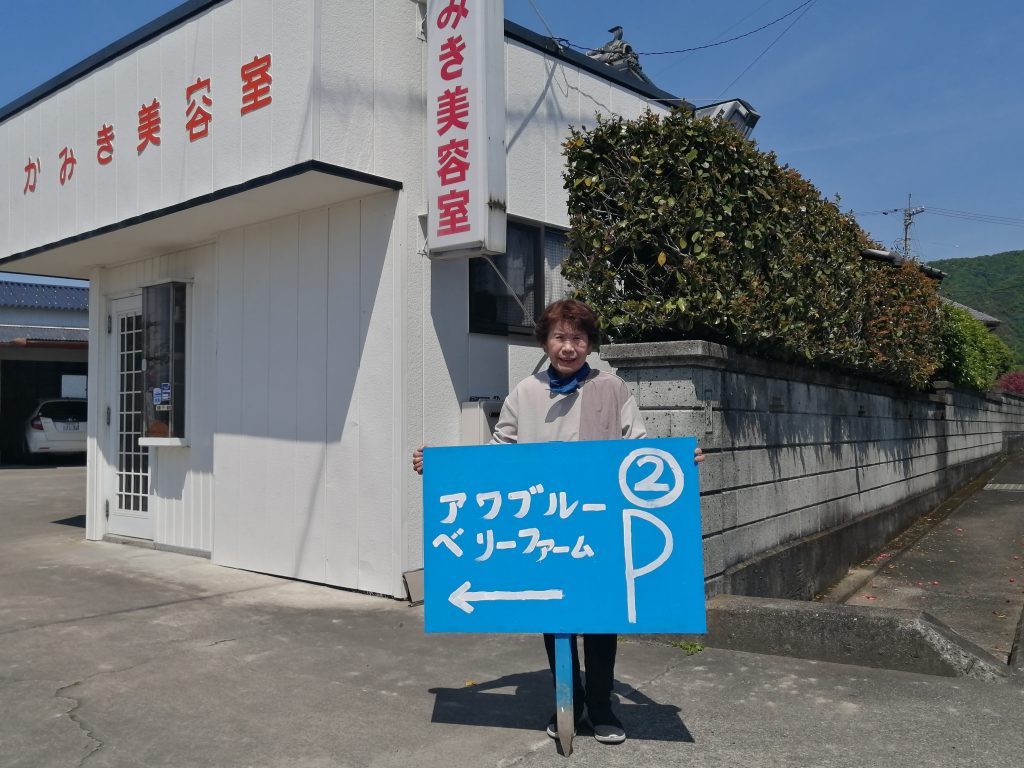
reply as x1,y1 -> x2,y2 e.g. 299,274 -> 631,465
138,437 -> 189,447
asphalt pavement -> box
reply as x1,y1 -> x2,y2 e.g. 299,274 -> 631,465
1,463 -> 1022,768
836,457 -> 1024,662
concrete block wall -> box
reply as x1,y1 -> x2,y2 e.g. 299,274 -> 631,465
603,341 -> 1024,598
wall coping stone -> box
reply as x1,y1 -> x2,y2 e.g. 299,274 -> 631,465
600,340 -> 731,369
602,339 -> 939,403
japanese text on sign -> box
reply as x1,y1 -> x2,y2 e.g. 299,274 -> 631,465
426,0 -> 506,257
19,53 -> 272,194
423,438 -> 706,634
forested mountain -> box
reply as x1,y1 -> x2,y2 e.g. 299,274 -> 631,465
929,249 -> 1024,366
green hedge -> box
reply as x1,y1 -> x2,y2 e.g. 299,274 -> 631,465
937,304 -> 1015,390
561,109 -> 944,389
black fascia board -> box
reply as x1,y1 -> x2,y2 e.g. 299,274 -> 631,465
0,3 -> 692,125
0,0 -> 225,124
503,21 -> 691,112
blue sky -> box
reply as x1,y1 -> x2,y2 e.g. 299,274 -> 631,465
1,0 -> 1022,283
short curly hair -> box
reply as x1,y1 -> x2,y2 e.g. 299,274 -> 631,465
534,299 -> 600,346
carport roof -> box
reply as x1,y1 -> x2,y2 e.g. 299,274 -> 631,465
0,325 -> 88,346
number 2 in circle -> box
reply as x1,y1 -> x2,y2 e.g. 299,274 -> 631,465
618,447 -> 685,509
633,455 -> 670,492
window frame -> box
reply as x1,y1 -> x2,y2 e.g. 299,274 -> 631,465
468,216 -> 569,337
139,280 -> 189,443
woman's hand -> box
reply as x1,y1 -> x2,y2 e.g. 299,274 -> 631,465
694,447 -> 704,465
412,445 -> 426,475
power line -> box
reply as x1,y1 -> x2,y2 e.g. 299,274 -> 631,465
923,206 -> 1024,227
526,0 -> 561,48
650,0 -> 776,78
635,0 -> 817,56
928,212 -> 1024,229
854,205 -> 1024,229
715,0 -> 819,98
553,0 -> 817,57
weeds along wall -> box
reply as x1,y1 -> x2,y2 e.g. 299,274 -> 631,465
602,340 -> 1024,599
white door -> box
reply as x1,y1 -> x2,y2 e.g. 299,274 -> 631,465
107,295 -> 152,539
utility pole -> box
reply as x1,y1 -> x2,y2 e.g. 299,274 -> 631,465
902,193 -> 926,258
881,195 -> 927,258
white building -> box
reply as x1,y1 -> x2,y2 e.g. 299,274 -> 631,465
0,0 -> 681,598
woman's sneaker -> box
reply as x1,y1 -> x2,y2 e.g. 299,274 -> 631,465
588,707 -> 626,744
546,708 -> 584,739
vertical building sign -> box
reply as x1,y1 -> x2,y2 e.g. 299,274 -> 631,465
426,0 -> 507,258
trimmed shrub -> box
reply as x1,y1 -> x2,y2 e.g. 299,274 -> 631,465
936,304 -> 1015,390
858,261 -> 942,389
562,109 -> 943,389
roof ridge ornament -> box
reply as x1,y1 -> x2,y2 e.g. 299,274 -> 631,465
585,26 -> 653,86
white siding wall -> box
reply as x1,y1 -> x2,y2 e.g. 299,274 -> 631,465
316,0 -> 426,578
317,0 -> 423,184
212,191 -> 404,596
0,0 -> 317,260
504,41 -> 669,229
86,243 -> 217,553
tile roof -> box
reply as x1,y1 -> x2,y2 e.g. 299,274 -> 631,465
0,281 -> 88,311
942,298 -> 1002,328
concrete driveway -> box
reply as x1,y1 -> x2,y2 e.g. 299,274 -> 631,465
1,466 -> 1023,768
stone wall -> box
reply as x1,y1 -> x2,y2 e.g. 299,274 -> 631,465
602,341 -> 1024,599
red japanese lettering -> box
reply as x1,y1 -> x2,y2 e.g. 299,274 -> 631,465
58,147 -> 77,186
436,86 -> 470,135
437,189 -> 471,236
240,54 -> 272,115
437,138 -> 470,186
137,99 -> 162,153
186,77 -> 213,141
96,124 -> 115,165
436,0 -> 469,30
23,157 -> 40,194
439,35 -> 466,80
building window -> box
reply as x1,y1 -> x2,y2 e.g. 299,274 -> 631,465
469,220 -> 571,335
142,282 -> 187,438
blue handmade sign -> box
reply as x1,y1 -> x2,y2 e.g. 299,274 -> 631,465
423,438 -> 706,634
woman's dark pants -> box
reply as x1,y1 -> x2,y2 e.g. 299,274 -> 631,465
543,633 -> 617,715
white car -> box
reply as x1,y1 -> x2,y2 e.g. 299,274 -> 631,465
23,399 -> 88,456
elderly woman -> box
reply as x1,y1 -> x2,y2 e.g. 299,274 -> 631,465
414,298 -> 702,744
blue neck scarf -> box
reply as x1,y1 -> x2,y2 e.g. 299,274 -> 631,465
547,363 -> 592,394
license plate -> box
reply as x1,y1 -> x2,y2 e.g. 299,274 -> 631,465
57,423 -> 81,432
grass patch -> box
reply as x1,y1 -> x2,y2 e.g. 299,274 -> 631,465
671,640 -> 704,655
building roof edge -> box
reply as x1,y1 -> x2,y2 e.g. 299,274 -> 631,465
0,0 -> 225,124
2,5 -> 693,125
503,20 -> 691,111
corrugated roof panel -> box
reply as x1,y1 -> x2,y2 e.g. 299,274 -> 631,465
0,326 -> 89,344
